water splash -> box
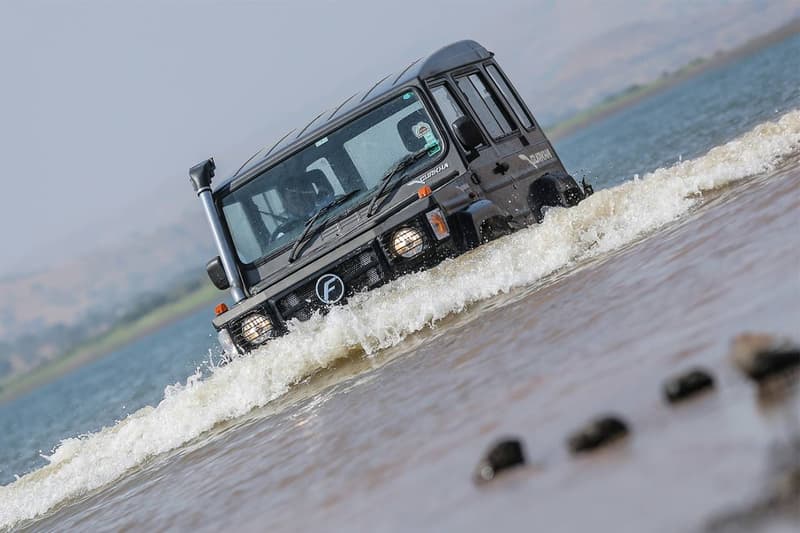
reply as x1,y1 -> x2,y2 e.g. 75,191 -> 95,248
1,109 -> 798,529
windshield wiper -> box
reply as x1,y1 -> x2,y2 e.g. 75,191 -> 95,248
288,189 -> 361,263
367,148 -> 431,217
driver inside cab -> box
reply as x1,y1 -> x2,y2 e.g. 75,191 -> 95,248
273,170 -> 334,240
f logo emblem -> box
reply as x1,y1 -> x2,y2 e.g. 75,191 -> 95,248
315,273 -> 345,305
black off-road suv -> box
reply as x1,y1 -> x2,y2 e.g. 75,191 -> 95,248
188,40 -> 591,356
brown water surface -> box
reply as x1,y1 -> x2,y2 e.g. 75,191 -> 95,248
28,160 -> 800,532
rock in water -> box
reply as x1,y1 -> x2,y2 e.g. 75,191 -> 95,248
474,438 -> 526,483
663,368 -> 715,403
731,333 -> 800,382
567,415 -> 629,454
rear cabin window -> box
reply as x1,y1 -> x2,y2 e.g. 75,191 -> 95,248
487,65 -> 533,129
456,73 -> 515,139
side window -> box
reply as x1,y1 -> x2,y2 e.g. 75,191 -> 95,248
487,65 -> 533,129
431,85 -> 485,149
456,73 -> 515,139
431,85 -> 465,128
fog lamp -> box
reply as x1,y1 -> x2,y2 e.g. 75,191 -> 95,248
425,208 -> 450,240
241,313 -> 273,345
391,227 -> 425,258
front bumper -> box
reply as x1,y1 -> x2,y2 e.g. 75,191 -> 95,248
222,211 -> 459,353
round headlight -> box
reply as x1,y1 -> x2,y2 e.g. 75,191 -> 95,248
391,227 -> 425,258
241,313 -> 273,345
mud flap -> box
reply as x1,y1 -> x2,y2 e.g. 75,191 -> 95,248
581,177 -> 594,197
452,199 -> 509,249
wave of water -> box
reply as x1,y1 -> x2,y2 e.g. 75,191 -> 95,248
1,110 -> 798,529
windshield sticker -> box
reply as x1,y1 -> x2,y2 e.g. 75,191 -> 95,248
403,92 -> 414,100
315,137 -> 329,147
413,122 -> 441,155
412,122 -> 431,138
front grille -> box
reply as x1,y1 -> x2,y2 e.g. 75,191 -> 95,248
278,280 -> 319,322
277,246 -> 386,322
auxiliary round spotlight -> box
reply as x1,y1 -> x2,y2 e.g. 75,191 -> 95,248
241,313 -> 273,345
391,227 -> 425,258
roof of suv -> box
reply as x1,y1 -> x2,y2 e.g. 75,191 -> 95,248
216,40 -> 492,194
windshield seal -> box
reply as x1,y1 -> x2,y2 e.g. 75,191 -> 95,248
217,86 -> 449,269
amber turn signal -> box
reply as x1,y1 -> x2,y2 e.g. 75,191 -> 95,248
215,303 -> 229,316
425,208 -> 450,240
417,185 -> 432,199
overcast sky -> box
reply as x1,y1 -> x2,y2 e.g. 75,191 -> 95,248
0,0 -> 779,276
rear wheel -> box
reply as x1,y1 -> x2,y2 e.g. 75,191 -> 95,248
528,172 -> 584,223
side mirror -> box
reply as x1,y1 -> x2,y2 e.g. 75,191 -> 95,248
206,257 -> 230,290
452,116 -> 483,151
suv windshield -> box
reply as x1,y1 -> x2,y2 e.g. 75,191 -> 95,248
220,90 -> 444,265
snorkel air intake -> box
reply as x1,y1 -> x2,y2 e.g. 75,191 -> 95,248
189,158 -> 246,303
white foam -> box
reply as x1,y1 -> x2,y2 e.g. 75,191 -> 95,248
1,110 -> 798,528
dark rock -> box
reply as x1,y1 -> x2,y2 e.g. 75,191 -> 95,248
567,415 -> 629,454
663,368 -> 715,403
731,333 -> 800,382
474,438 -> 526,483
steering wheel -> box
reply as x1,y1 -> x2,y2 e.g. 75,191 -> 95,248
267,218 -> 303,246
258,209 -> 291,223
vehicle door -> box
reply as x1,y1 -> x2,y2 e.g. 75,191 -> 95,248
446,66 -> 551,218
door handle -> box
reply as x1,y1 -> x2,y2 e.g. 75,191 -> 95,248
493,161 -> 510,175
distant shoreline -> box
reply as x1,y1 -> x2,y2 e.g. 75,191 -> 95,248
546,18 -> 800,140
0,284 -> 219,405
